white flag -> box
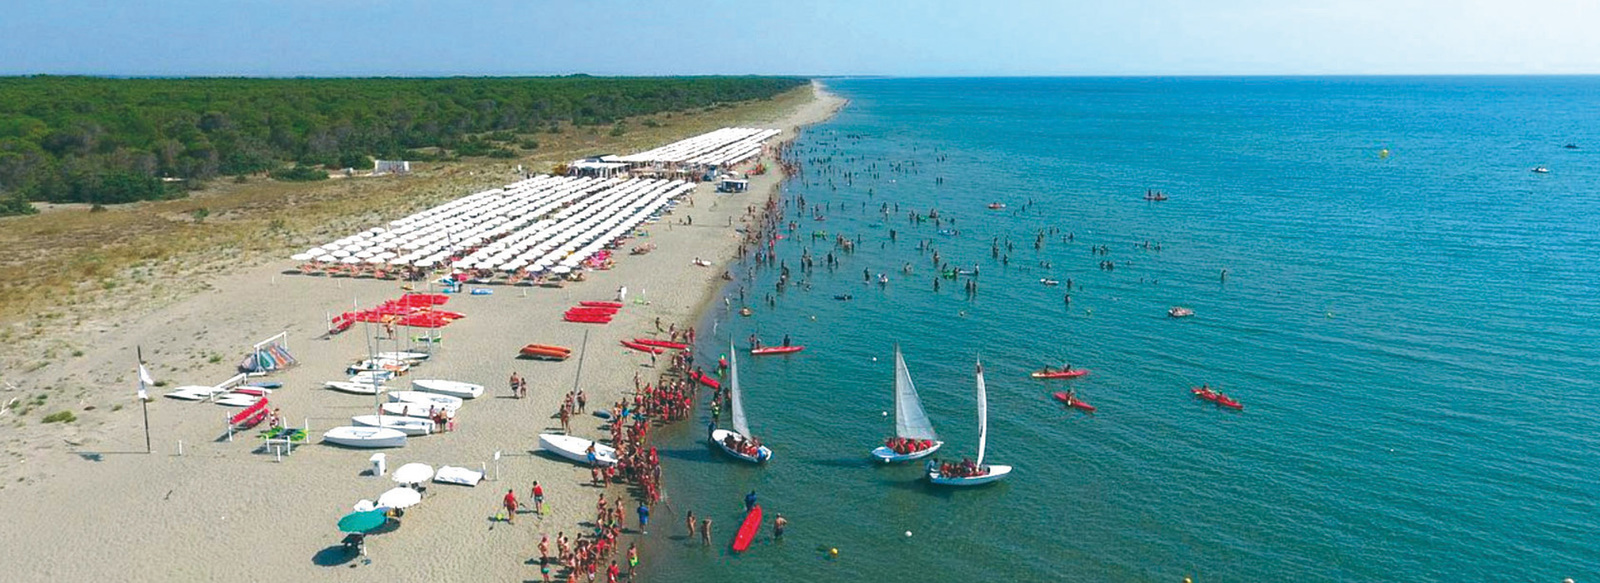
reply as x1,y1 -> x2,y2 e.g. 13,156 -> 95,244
138,364 -> 154,400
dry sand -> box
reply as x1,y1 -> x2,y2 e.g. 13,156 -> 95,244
0,82 -> 843,582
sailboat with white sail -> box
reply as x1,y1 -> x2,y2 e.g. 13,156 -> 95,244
927,360 -> 1011,486
870,345 -> 943,462
710,342 -> 772,463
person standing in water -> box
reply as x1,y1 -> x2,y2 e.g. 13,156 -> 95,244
701,518 -> 713,545
686,510 -> 696,538
773,513 -> 788,539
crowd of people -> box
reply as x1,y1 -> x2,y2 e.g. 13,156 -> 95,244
935,458 -> 989,479
884,437 -> 935,455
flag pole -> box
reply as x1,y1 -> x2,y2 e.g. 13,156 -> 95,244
138,345 -> 151,454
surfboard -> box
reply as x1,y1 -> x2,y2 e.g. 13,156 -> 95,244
732,504 -> 762,552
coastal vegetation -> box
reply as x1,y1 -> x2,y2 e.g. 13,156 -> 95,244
0,76 -> 806,214
0,83 -> 813,333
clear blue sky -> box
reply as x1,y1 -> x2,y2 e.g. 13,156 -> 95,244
4,0 -> 1598,76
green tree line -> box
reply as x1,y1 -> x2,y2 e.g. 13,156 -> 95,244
0,75 -> 806,215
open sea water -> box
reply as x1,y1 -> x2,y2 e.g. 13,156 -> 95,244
643,77 -> 1600,581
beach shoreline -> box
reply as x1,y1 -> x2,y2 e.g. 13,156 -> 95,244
0,82 -> 843,582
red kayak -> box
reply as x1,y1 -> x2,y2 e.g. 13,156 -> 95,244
564,314 -> 612,324
580,301 -> 624,308
633,338 -> 689,350
566,307 -> 618,316
1031,369 -> 1089,379
620,340 -> 665,354
732,504 -> 762,553
1052,392 -> 1096,412
1191,387 -> 1244,410
750,345 -> 804,356
690,370 -> 721,390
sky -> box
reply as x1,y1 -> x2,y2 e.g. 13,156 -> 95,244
2,0 -> 1598,77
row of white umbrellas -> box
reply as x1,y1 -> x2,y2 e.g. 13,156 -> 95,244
618,127 -> 780,167
291,175 -> 689,272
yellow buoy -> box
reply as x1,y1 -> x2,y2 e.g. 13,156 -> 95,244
1379,148 -> 1390,159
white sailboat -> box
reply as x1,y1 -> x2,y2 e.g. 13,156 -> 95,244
710,342 -> 772,463
871,345 -> 943,462
927,361 -> 1012,486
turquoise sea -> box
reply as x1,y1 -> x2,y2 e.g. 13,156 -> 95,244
645,77 -> 1600,581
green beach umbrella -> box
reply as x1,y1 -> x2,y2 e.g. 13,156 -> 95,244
337,510 -> 388,533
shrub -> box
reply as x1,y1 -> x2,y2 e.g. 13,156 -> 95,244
518,139 -> 540,150
42,411 -> 76,423
487,148 -> 517,159
269,166 -> 328,182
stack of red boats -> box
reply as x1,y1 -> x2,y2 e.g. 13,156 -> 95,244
329,293 -> 462,333
564,301 -> 621,324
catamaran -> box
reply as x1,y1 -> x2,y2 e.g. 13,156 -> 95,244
927,361 -> 1012,486
711,342 -> 772,463
870,345 -> 942,463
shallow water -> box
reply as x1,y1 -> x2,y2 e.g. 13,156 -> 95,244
645,77 -> 1600,581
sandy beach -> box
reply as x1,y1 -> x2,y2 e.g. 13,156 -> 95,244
0,82 -> 843,582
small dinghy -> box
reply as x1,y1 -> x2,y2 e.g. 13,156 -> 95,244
376,351 -> 431,362
433,465 -> 484,486
347,358 -> 410,375
712,345 -> 773,463
214,394 -> 262,407
1168,307 -> 1195,318
871,346 -> 943,463
380,402 -> 441,418
164,385 -> 223,401
352,415 -> 435,436
928,361 -> 1013,486
326,381 -> 385,395
387,391 -> 463,411
349,370 -> 396,384
411,379 -> 484,399
538,433 -> 618,466
322,426 -> 407,448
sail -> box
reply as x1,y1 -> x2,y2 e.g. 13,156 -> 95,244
729,342 -> 750,437
893,346 -> 938,441
975,361 -> 988,467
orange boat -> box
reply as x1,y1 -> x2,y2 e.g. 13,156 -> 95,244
520,344 -> 573,360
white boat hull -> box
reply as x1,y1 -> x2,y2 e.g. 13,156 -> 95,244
376,351 -> 430,362
927,464 -> 1012,486
326,381 -> 385,395
412,379 -> 484,399
870,441 -> 943,463
349,370 -> 396,383
213,395 -> 262,407
380,402 -> 439,418
387,391 -> 463,411
348,358 -> 410,374
322,426 -> 408,448
711,428 -> 772,464
538,433 -> 618,466
352,415 -> 435,436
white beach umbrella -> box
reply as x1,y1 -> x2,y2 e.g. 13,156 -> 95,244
377,487 -> 422,510
392,463 -> 434,484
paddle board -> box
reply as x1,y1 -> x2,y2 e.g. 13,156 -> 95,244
732,504 -> 763,552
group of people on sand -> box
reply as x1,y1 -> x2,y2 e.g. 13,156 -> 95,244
537,494 -> 640,583
936,458 -> 988,478
885,437 -> 935,455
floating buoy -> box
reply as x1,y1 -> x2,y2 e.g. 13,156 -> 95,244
882,411 -> 889,417
904,530 -> 913,537
829,548 -> 839,557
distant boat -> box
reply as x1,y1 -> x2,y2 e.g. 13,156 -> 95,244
1532,166 -> 1550,174
870,346 -> 942,463
1563,143 -> 1579,149
711,344 -> 772,463
987,202 -> 1006,210
927,361 -> 1012,486
1168,307 -> 1195,318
